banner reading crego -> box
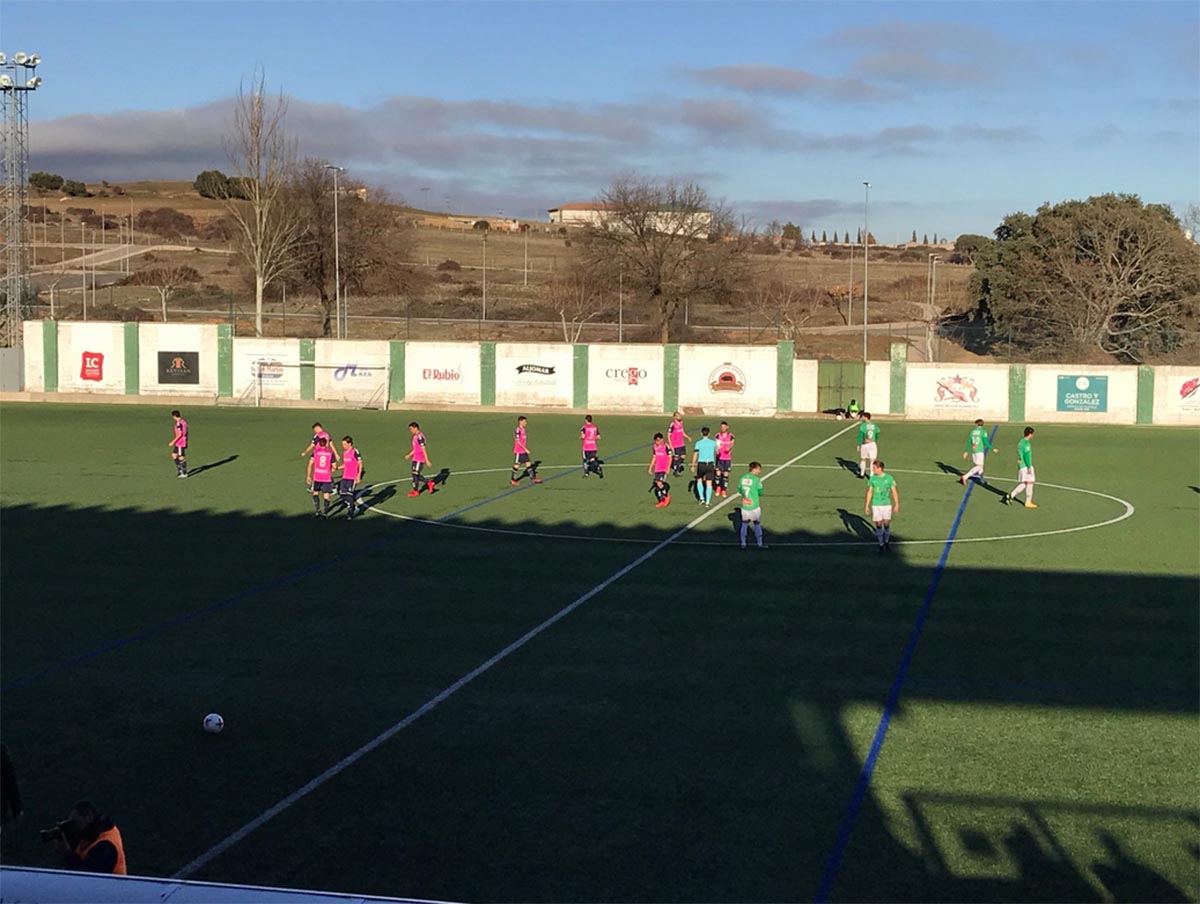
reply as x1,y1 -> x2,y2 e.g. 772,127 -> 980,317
1057,374 -> 1108,412
158,351 -> 201,385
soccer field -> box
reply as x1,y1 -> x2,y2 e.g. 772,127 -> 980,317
1,403 -> 1197,902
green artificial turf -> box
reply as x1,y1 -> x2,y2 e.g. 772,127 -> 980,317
1,403 -> 1196,902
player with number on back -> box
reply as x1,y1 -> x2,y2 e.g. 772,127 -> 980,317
405,422 -> 434,497
510,416 -> 542,486
737,461 -> 766,549
169,410 -> 188,478
580,415 -> 603,478
1005,427 -> 1038,509
648,432 -> 672,508
338,436 -> 364,519
960,418 -> 995,485
715,421 -> 735,497
302,422 -> 339,487
856,413 -> 879,479
865,459 -> 899,551
668,412 -> 691,477
308,437 -> 335,519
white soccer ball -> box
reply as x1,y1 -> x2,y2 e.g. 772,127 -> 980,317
835,413 -> 844,420
202,713 -> 225,734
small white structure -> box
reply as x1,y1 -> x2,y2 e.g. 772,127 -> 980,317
548,202 -> 712,238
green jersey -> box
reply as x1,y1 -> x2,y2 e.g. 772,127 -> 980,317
965,426 -> 994,453
1017,437 -> 1034,468
738,473 -> 763,509
867,472 -> 896,505
857,421 -> 879,444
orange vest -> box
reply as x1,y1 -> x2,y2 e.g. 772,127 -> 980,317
75,824 -> 127,874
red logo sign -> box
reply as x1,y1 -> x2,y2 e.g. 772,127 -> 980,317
81,352 -> 104,382
627,365 -> 639,387
1180,377 -> 1199,400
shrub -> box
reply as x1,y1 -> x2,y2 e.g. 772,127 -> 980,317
61,179 -> 89,197
196,215 -> 236,242
459,283 -> 482,297
436,259 -> 462,271
473,220 -> 490,231
193,169 -> 230,199
135,207 -> 195,239
29,172 -> 64,191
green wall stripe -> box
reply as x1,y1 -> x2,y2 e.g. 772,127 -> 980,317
573,344 -> 588,409
389,341 -> 405,404
123,322 -> 139,394
1137,365 -> 1154,425
480,342 -> 496,407
1008,364 -> 1026,423
217,324 -> 232,398
663,344 -> 680,413
42,319 -> 58,393
776,341 -> 794,411
299,338 -> 315,401
888,342 -> 906,416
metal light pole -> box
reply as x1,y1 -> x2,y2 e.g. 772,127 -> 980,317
848,239 -> 855,327
618,269 -> 623,342
523,223 -> 529,287
481,229 -> 488,321
325,164 -> 345,338
1,51 -> 43,347
862,181 -> 871,361
420,186 -> 429,211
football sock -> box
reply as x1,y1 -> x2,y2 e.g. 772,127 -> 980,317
1010,484 -> 1025,499
860,461 -> 867,476
323,498 -> 330,514
704,483 -> 712,504
875,526 -> 885,546
739,523 -> 748,546
312,494 -> 320,512
1025,487 -> 1034,502
754,523 -> 763,546
883,525 -> 891,543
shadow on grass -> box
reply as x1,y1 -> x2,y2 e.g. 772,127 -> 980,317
0,499 -> 1195,902
836,507 -> 876,540
835,456 -> 863,478
185,455 -> 239,478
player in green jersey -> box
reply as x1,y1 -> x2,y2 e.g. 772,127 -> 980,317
1006,427 -> 1037,508
856,413 -> 879,478
960,418 -> 995,485
737,462 -> 766,549
864,459 -> 899,550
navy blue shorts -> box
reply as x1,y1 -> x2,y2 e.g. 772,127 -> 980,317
672,446 -> 685,457
717,458 -> 732,471
173,445 -> 187,456
653,471 -> 667,482
311,480 -> 332,493
338,479 -> 357,494
411,460 -> 425,475
515,453 -> 530,464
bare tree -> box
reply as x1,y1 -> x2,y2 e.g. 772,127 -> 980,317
222,71 -> 303,335
744,278 -> 831,340
125,265 -> 201,322
578,176 -> 750,343
543,267 -> 609,342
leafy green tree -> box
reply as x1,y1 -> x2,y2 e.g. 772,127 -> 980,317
911,229 -> 918,243
781,222 -> 801,243
923,233 -> 929,244
953,234 -> 993,263
972,194 -> 1199,361
821,230 -> 828,243
194,169 -> 230,199
29,172 -> 64,191
61,179 -> 89,197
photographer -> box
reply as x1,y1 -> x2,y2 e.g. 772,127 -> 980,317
51,800 -> 126,874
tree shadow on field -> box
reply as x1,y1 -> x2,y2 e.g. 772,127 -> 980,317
0,501 -> 1196,904
835,456 -> 862,478
837,507 -> 876,540
186,455 -> 239,478
1189,486 -> 1200,494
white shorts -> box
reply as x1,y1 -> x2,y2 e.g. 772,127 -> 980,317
740,507 -> 761,523
871,505 -> 893,523
971,452 -> 985,467
1018,466 -> 1035,484
860,442 -> 878,459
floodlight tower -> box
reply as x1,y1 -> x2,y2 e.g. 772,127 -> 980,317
1,51 -> 42,347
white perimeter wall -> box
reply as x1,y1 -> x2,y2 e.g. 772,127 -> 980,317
865,361 -> 891,415
906,363 -> 1010,421
139,323 -> 218,396
404,342 -> 482,405
57,322 -> 126,394
232,338 -> 300,400
792,359 -> 818,413
1026,364 -> 1137,425
315,340 -> 390,403
495,342 -> 575,408
22,322 -> 44,391
1153,366 -> 1200,425
587,344 -> 664,412
678,345 -> 777,416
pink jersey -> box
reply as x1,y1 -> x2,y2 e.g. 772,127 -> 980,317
312,448 -> 334,482
342,448 -> 362,480
173,419 -> 188,448
668,421 -> 685,449
411,432 -> 428,463
581,423 -> 599,451
513,426 -> 528,454
716,431 -> 734,459
652,443 -> 671,472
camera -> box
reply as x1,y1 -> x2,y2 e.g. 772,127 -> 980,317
39,819 -> 75,844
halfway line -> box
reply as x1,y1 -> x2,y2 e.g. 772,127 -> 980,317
173,423 -> 857,880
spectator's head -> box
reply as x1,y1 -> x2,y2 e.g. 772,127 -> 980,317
67,800 -> 100,833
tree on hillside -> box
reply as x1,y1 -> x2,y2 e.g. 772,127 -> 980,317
782,222 -> 802,243
923,233 -> 929,244
972,193 -> 1200,361
744,278 -> 832,340
821,230 -> 828,243
222,70 -> 303,336
911,229 -> 918,243
125,264 -> 201,322
543,265 -> 611,342
953,234 -> 993,264
61,179 -> 89,197
575,176 -> 749,343
29,172 -> 63,192
194,169 -> 230,199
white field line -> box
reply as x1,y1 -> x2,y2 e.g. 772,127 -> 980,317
172,423 -> 855,880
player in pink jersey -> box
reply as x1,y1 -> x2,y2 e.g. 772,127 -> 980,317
307,436 -> 336,518
337,436 -> 365,520
580,414 -> 604,478
404,422 -> 435,497
169,410 -> 189,478
714,420 -> 735,497
667,412 -> 691,477
301,421 -> 339,487
510,415 -> 542,485
648,432 -> 672,507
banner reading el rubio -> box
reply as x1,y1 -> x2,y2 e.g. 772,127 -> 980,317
157,351 -> 201,384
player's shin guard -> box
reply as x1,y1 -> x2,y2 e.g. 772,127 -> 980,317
753,523 -> 764,547
875,526 -> 885,546
311,494 -> 321,513
739,523 -> 748,546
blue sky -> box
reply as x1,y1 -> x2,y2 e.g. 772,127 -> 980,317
3,0 -> 1197,240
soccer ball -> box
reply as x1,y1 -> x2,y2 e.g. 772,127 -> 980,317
835,413 -> 845,421
202,713 -> 225,734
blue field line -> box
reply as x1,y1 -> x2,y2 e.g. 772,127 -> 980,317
812,425 -> 999,903
2,442 -> 650,693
